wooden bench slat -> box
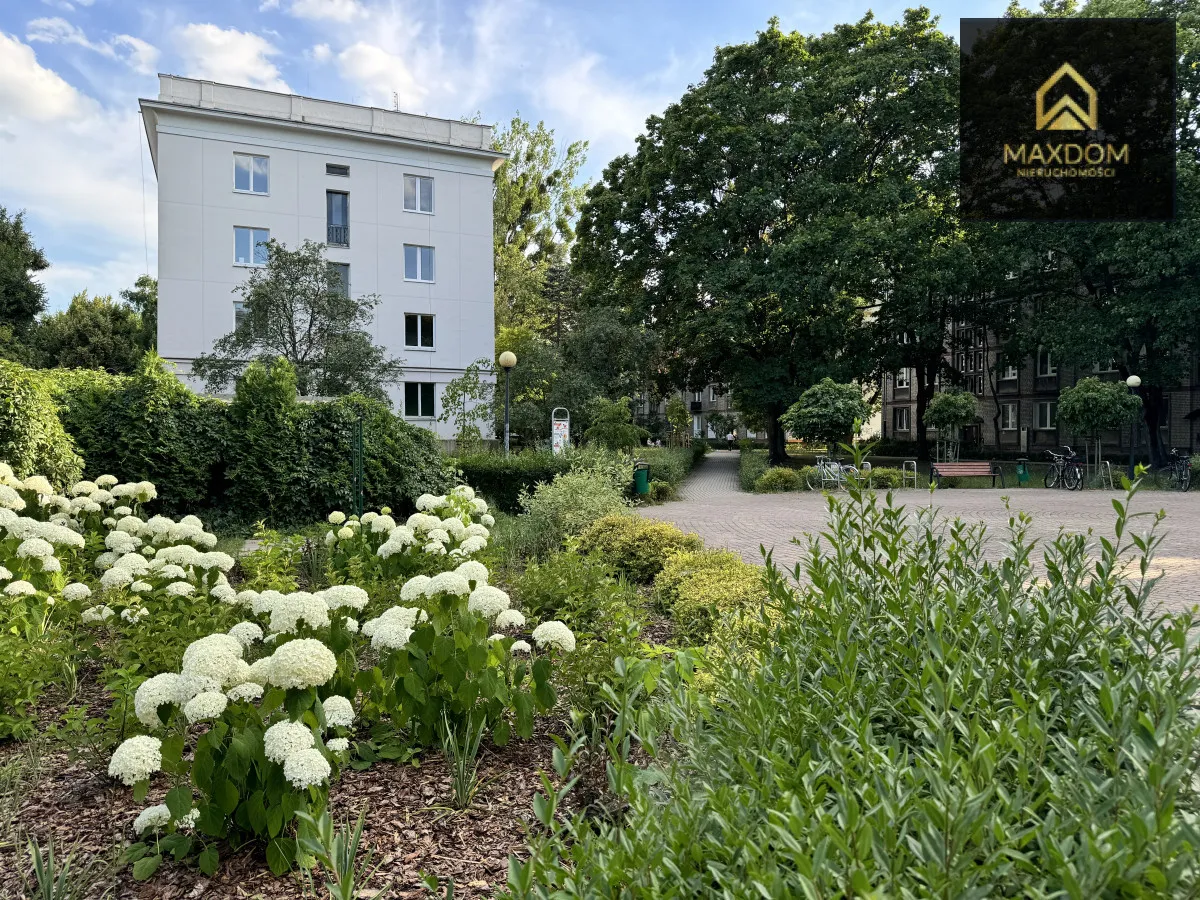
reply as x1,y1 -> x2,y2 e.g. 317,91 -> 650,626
930,461 -> 1006,488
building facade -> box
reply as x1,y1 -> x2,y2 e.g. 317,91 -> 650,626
881,323 -> 1200,456
140,75 -> 504,438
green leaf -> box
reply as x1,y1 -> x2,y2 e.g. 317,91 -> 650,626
246,790 -> 268,835
132,854 -> 162,881
267,805 -> 284,838
266,838 -> 295,876
403,671 -> 427,702
215,780 -> 240,816
165,784 -> 192,820
466,642 -> 488,673
198,845 -> 220,876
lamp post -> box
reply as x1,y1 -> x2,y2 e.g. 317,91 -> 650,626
499,351 -> 517,456
1126,374 -> 1142,479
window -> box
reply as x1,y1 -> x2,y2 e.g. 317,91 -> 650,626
692,414 -> 703,437
233,301 -> 248,331
234,227 -> 270,266
957,353 -> 966,372
1036,348 -> 1057,377
710,386 -> 722,401
405,313 -> 434,349
975,351 -> 984,371
1001,402 -> 1017,430
1000,364 -> 1018,380
403,174 -> 434,213
327,192 -> 349,246
404,245 -> 435,282
329,263 -> 350,297
1036,401 -> 1058,430
326,163 -> 350,177
895,368 -> 909,389
404,382 -> 436,418
974,375 -> 985,396
692,391 -> 703,403
967,353 -> 975,373
893,407 -> 911,432
234,154 -> 269,194
1093,358 -> 1118,373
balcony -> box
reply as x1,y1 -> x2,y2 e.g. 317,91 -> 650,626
327,224 -> 349,247
690,401 -> 703,413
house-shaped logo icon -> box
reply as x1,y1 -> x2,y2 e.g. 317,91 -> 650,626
1035,63 -> 1098,130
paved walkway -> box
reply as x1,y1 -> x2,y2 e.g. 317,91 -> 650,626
642,451 -> 1200,614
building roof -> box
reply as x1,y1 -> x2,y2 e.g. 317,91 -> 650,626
139,74 -> 506,172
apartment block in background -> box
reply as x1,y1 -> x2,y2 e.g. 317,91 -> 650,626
140,75 -> 504,437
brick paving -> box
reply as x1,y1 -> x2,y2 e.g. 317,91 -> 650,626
642,450 -> 1200,614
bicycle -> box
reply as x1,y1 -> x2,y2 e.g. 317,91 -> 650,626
805,456 -> 859,491
1154,448 -> 1192,492
1044,446 -> 1083,490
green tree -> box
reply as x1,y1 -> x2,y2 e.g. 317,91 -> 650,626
1057,377 -> 1142,468
29,291 -> 145,373
121,274 -> 158,352
664,396 -> 690,444
493,116 -> 589,333
0,207 -> 48,335
574,14 -> 959,464
583,397 -> 648,450
923,389 -> 979,440
494,325 -> 601,447
780,378 -> 872,447
438,358 -> 496,451
191,240 -> 403,401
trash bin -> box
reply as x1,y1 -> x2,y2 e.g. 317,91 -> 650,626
634,460 -> 650,495
1016,458 -> 1030,485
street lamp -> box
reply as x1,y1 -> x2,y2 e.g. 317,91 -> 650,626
1126,374 -> 1142,479
499,351 -> 517,456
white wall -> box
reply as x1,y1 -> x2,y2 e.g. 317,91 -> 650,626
155,109 -> 496,438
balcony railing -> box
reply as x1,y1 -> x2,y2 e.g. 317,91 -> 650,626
327,224 -> 349,247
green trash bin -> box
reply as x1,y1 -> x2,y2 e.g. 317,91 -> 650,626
1016,458 -> 1030,485
634,460 -> 650,495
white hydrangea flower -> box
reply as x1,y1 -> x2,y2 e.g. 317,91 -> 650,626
131,580 -> 152,593
156,564 -> 189,580
5,580 -> 37,597
337,526 -> 355,541
226,682 -> 264,703
62,582 -> 91,602
108,735 -> 162,785
82,605 -> 115,623
105,532 -> 142,555
318,584 -> 369,611
133,804 -> 172,835
183,691 -> 228,723
370,620 -> 413,651
179,514 -> 203,527
196,551 -> 235,572
229,621 -> 264,646
406,513 -> 441,531
247,656 -> 274,684
101,568 -> 135,590
494,609 -> 526,630
93,551 -> 117,571
113,506 -> 133,517
511,640 -> 532,654
459,536 -> 487,554
268,638 -> 337,689
22,475 -> 53,496
328,511 -> 346,525
468,585 -> 510,618
263,720 -> 315,764
369,514 -> 395,533
155,544 -> 201,567
326,737 -> 350,753
135,673 -> 181,728
175,809 -> 199,831
455,560 -> 489,585
422,541 -> 446,556
211,584 -> 238,604
324,530 -> 337,547
400,575 -> 431,603
425,528 -> 452,544
489,633 -> 505,641
360,619 -> 378,638
427,572 -> 470,597
180,634 -> 243,686
115,515 -> 145,535
90,489 -> 114,505
481,514 -> 495,528
110,483 -> 137,500
17,537 -> 54,559
253,589 -> 284,616
322,695 -> 355,728
70,480 -> 98,497
137,481 -> 157,501
113,552 -> 150,574
236,589 -> 260,609
343,617 -> 359,634
441,518 -> 467,540
41,556 -> 61,573
283,747 -> 331,789
176,673 -> 222,703
269,592 -> 331,635
165,581 -> 195,597
470,498 -> 488,515
0,484 -> 25,512
415,494 -> 443,511
532,621 -> 576,653
465,523 -> 490,539
121,606 -> 149,624
453,484 -> 476,501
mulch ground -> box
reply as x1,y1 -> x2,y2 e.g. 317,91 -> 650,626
0,719 -> 566,899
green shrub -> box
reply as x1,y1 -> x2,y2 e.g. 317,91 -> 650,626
655,549 -> 765,644
795,465 -> 817,489
647,480 -> 675,503
640,447 -> 694,487
518,471 -> 629,559
865,465 -> 905,489
516,487 -> 1200,897
737,438 -> 755,451
752,466 -> 800,492
738,450 -> 768,492
453,451 -> 570,513
0,359 -> 82,486
513,551 -> 638,635
575,514 -> 703,583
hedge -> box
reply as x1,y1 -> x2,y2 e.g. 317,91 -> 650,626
452,451 -> 571,513
0,359 -> 83,486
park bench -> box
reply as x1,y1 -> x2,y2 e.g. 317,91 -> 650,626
929,461 -> 1005,488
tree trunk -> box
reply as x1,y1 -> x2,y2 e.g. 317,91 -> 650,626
914,359 -> 938,461
766,402 -> 788,465
1143,383 -> 1167,468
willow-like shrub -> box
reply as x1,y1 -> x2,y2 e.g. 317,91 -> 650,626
512,484 -> 1200,897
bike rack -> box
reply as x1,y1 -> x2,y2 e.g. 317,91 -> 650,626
1099,460 -> 1116,491
901,460 -> 918,489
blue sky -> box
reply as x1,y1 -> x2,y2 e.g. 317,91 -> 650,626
0,0 -> 1007,311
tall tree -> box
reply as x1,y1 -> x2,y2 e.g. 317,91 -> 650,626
574,14 -> 959,464
493,115 -> 589,333
30,291 -> 145,373
0,207 -> 49,334
192,240 -> 403,402
121,274 -> 158,352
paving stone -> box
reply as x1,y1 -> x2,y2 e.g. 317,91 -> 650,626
641,451 -> 1200,614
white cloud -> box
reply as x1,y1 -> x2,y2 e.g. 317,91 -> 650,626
308,42 -> 332,62
287,0 -> 365,23
175,24 -> 291,92
336,41 -> 425,109
259,0 -> 281,9
26,17 -> 161,76
0,34 -> 155,309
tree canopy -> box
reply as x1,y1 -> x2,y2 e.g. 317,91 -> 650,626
1057,376 -> 1143,439
0,207 -> 49,336
781,378 -> 872,447
30,291 -> 146,374
191,240 -> 403,402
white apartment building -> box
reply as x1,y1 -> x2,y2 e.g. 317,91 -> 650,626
139,75 -> 503,438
